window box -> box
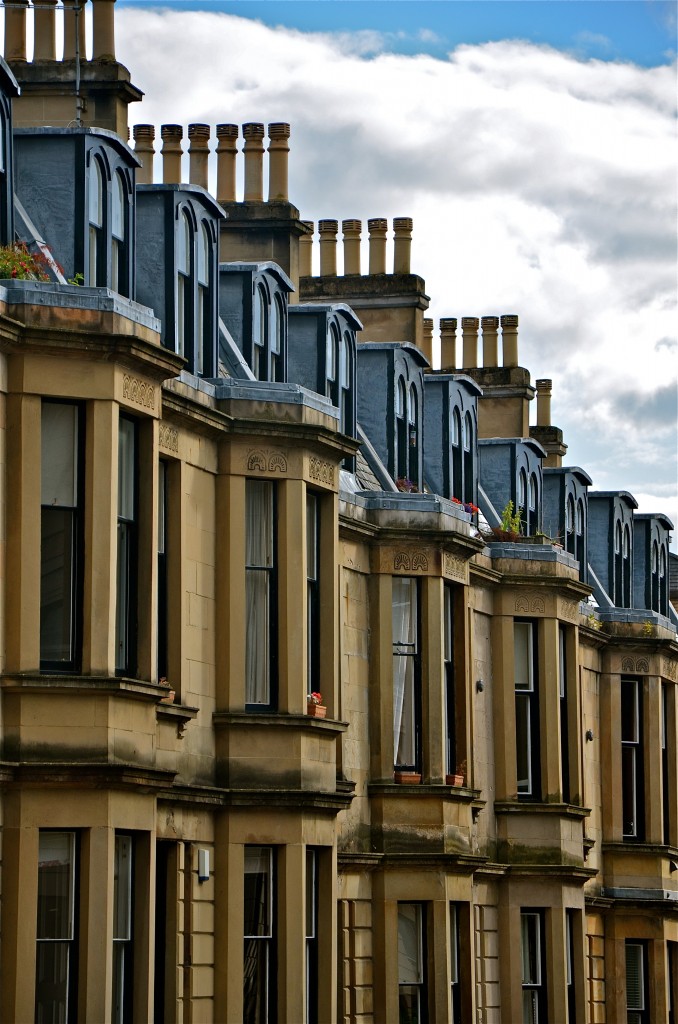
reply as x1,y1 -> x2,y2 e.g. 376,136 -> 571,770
446,774 -> 464,787
306,702 -> 327,718
394,771 -> 422,785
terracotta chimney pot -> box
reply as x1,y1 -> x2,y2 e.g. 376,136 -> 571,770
440,318 -> 457,370
267,122 -> 290,202
461,317 -> 480,370
243,122 -> 265,201
342,219 -> 361,276
318,220 -> 338,277
188,123 -> 210,191
501,314 -> 519,367
393,217 -> 413,274
161,124 -> 184,185
133,124 -> 155,185
216,124 -> 239,202
481,316 -> 499,368
368,218 -> 388,275
299,221 -> 314,278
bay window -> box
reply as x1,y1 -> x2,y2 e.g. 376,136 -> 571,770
36,831 -> 77,1023
625,941 -> 648,1024
40,402 -> 83,671
116,417 -> 137,675
306,493 -> 320,699
244,846 -> 275,1024
514,621 -> 540,799
246,481 -> 277,709
621,677 -> 644,840
520,909 -> 546,1024
393,577 -> 420,771
398,903 -> 426,1024
112,834 -> 133,1024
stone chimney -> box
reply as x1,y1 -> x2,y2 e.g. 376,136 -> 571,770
342,220 -> 361,276
243,122 -> 265,201
188,124 -> 210,191
299,221 -> 314,278
267,123 -> 290,202
530,378 -> 567,467
440,318 -> 457,370
536,379 -> 552,426
368,218 -> 388,275
481,316 -> 499,368
393,217 -> 412,275
421,318 -> 434,365
462,317 -> 479,369
319,220 -> 338,277
133,125 -> 155,185
161,124 -> 183,185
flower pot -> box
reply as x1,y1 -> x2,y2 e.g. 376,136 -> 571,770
446,774 -> 464,787
160,690 -> 176,705
306,703 -> 326,718
394,771 -> 422,784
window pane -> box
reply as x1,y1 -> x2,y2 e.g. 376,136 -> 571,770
246,570 -> 270,705
42,404 -> 78,508
305,849 -> 316,940
88,158 -> 103,227
177,210 -> 190,275
521,913 -> 540,985
113,835 -> 132,941
626,943 -> 644,1010
118,419 -> 136,521
516,694 -> 532,795
514,622 -> 533,690
306,494 -> 318,581
444,586 -> 453,663
398,904 -> 422,984
116,521 -> 131,672
40,509 -> 75,663
246,481 -> 273,568
112,172 -> 125,241
621,679 -> 639,742
394,654 -> 416,765
36,942 -> 70,1022
392,578 -> 417,649
449,904 -> 459,984
198,222 -> 209,285
37,833 -> 74,940
244,848 -> 271,937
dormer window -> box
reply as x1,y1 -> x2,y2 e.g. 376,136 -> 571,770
252,284 -> 268,379
566,496 -> 575,554
176,210 -> 192,360
88,157 -> 104,286
463,411 -> 473,504
396,377 -> 407,480
651,543 -> 659,612
576,499 -> 585,568
614,522 -> 623,606
659,547 -> 667,616
623,526 -> 631,607
518,470 -> 527,534
196,223 -> 211,376
326,323 -> 339,400
111,171 -> 126,295
270,295 -> 285,382
339,331 -> 351,435
528,474 -> 538,535
451,408 -> 462,499
408,384 -> 419,486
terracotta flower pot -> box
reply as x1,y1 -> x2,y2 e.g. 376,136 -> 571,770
394,771 -> 422,784
446,774 -> 464,787
306,703 -> 326,718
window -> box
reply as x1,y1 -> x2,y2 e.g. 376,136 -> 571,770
398,903 -> 426,1024
521,910 -> 546,1024
88,157 -> 104,286
325,322 -> 338,400
559,626 -> 570,803
449,903 -> 461,1023
36,832 -> 77,1023
625,941 -> 648,1024
244,847 -> 275,1024
116,417 -> 137,675
566,495 -> 575,555
408,385 -> 419,487
157,461 -> 168,682
246,481 -> 276,709
305,849 -> 319,1024
306,493 -> 320,699
270,295 -> 285,383
339,330 -> 355,469
462,412 -> 473,505
621,677 -> 644,840
112,834 -> 133,1024
444,583 -> 457,778
518,471 -> 528,534
566,910 -> 576,1024
451,408 -> 462,500
196,222 -> 211,377
662,682 -> 670,846
660,546 -> 668,617
40,402 -> 83,671
614,521 -> 623,606
396,377 -> 407,481
622,527 -> 631,607
176,210 -> 192,360
575,500 -> 585,570
111,171 -> 127,296
515,621 -> 540,799
393,578 -> 420,771
528,474 -> 538,535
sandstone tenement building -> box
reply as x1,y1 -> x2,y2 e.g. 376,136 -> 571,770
0,5 -> 676,1022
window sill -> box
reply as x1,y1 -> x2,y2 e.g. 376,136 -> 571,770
494,800 -> 590,819
213,710 -> 348,734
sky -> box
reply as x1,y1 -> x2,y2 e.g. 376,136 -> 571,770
111,0 -> 677,537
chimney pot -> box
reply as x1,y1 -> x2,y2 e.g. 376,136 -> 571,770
161,124 -> 184,184
188,123 -> 210,190
481,315 -> 499,368
243,122 -> 265,201
63,0 -> 86,62
461,317 -> 480,370
267,122 -> 290,202
421,318 -> 434,366
368,218 -> 388,275
536,378 -> 552,427
318,219 -> 339,277
440,317 -> 457,370
299,221 -> 314,278
342,219 -> 362,275
216,124 -> 239,202
91,0 -> 116,60
33,0 -> 57,61
133,124 -> 156,184
393,216 -> 413,274
500,313 -> 519,367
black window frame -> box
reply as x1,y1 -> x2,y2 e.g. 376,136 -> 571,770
116,415 -> 138,677
520,908 -> 547,1024
397,901 -> 428,1024
245,479 -> 278,712
244,845 -> 277,1024
621,676 -> 644,841
514,619 -> 541,801
35,830 -> 80,1024
625,939 -> 649,1024
306,491 -> 320,700
112,832 -> 135,1024
559,625 -> 570,803
157,459 -> 169,682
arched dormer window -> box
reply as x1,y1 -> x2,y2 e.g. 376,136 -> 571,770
196,222 -> 211,376
566,495 -> 575,554
451,407 -> 462,500
176,209 -> 192,359
396,377 -> 407,481
325,322 -> 339,401
518,470 -> 527,534
88,157 -> 104,286
408,384 -> 419,486
659,546 -> 667,616
614,521 -> 623,606
111,170 -> 126,295
252,283 -> 268,380
339,331 -> 350,434
651,542 -> 659,612
576,499 -> 585,569
528,474 -> 538,536
622,526 -> 631,607
270,294 -> 285,383
463,411 -> 474,504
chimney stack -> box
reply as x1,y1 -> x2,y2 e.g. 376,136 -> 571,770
501,314 -> 519,367
342,219 -> 361,276
216,124 -> 239,203
33,0 -> 57,61
318,219 -> 338,277
393,217 -> 413,274
368,218 -> 387,275
92,0 -> 116,60
299,222 -> 314,278
462,317 -> 479,369
161,124 -> 183,185
267,123 -> 290,202
440,318 -> 457,370
188,124 -> 210,191
536,379 -> 552,427
242,122 -> 265,201
421,318 -> 434,365
481,316 -> 499,367
5,0 -> 28,61
133,125 -> 155,185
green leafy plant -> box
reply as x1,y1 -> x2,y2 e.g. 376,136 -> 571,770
0,242 -> 53,281
500,500 -> 522,534
67,272 -> 84,286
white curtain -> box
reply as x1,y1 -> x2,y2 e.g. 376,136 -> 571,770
393,578 -> 416,766
246,482 -> 273,704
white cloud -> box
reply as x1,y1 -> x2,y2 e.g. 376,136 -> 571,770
116,9 -> 677,530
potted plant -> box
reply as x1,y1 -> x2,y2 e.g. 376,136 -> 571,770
0,242 -> 53,281
306,691 -> 326,718
490,500 -> 523,542
395,477 -> 418,493
446,759 -> 467,787
394,770 -> 422,784
159,678 -> 176,704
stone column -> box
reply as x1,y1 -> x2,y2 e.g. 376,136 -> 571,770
367,217 -> 387,275
317,846 -> 339,1024
342,219 -> 361,275
461,316 -> 479,370
393,216 -> 412,274
91,0 -> 116,60
166,460 -> 186,700
421,317 -> 434,366
63,0 -> 86,62
213,823 -> 245,1022
267,122 -> 290,202
536,379 -> 552,427
545,907 -> 569,1024
216,123 -> 239,203
33,0 -> 58,61
299,221 -> 314,278
430,899 -> 453,1021
83,400 -> 118,675
481,315 -> 499,367
279,845 -> 307,1023
161,124 -> 183,185
318,219 -> 338,277
242,122 -> 265,201
133,124 -> 155,185
666,681 -> 678,848
498,901 -> 524,1024
4,0 -> 28,61
188,123 -> 210,191
80,827 -> 114,1022
501,313 -> 519,367
0,817 -> 39,1023
440,318 -> 457,370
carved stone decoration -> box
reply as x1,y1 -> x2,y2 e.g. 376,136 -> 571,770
532,597 -> 545,613
635,658 -> 649,674
411,552 -> 428,571
514,593 -> 546,614
621,657 -> 635,673
159,424 -> 179,453
392,550 -> 429,573
443,552 -> 468,584
560,600 -> 578,622
122,374 -> 155,410
393,552 -> 411,571
515,596 -> 529,613
308,457 -> 335,487
662,658 -> 677,681
246,449 -> 288,473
